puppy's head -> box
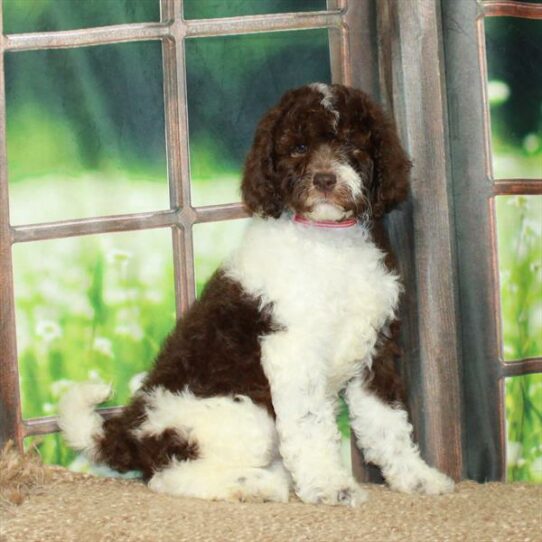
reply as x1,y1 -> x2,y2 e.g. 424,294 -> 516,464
241,83 -> 411,221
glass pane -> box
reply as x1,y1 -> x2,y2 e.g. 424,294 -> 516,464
13,229 -> 176,426
2,0 -> 159,34
184,0 -> 327,19
506,374 -> 542,482
5,42 -> 168,225
186,29 -> 331,207
193,218 -> 249,296
485,17 -> 542,179
496,196 -> 542,361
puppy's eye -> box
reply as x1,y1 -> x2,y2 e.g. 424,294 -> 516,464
291,144 -> 308,156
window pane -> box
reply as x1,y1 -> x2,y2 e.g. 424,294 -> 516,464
485,17 -> 542,179
506,374 -> 542,482
5,42 -> 168,225
193,218 -> 249,296
186,29 -> 331,206
184,0 -> 327,19
496,196 -> 542,361
2,0 -> 159,34
14,229 -> 175,424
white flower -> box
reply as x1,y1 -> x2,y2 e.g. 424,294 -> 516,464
87,370 -> 101,382
93,337 -> 114,358
36,320 -> 62,342
530,457 -> 542,480
523,133 -> 540,154
507,441 -> 522,466
503,344 -> 515,358
42,402 -> 54,414
487,80 -> 510,106
129,372 -> 148,394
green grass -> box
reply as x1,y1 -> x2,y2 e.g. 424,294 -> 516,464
496,195 -> 542,482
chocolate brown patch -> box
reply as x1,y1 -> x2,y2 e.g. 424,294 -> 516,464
241,84 -> 411,220
367,221 -> 406,406
366,320 -> 406,406
94,271 -> 277,476
141,270 -> 278,413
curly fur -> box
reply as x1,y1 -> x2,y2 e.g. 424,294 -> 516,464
242,84 -> 411,220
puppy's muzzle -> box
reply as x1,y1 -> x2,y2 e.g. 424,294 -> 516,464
313,172 -> 337,193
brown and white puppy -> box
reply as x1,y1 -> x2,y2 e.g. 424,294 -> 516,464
59,83 -> 454,505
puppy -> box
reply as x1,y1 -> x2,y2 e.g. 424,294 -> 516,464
59,83 -> 454,505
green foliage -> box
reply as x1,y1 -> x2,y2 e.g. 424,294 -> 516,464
183,0 -> 326,20
497,196 -> 542,361
189,136 -> 237,182
484,17 -> 542,148
15,228 -> 176,425
6,104 -> 82,180
2,0 -> 159,34
506,375 -> 542,482
497,195 -> 542,482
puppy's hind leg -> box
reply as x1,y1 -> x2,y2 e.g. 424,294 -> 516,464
149,459 -> 290,503
139,389 -> 291,502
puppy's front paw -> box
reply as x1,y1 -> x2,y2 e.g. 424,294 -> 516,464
417,467 -> 455,495
388,464 -> 455,496
298,481 -> 368,507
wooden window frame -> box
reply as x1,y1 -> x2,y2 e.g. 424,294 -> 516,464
2,0 -> 538,483
0,0 -> 378,455
440,0 -> 542,480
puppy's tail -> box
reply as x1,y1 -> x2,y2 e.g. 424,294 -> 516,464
57,382 -> 112,460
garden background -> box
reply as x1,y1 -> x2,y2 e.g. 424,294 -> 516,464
2,0 -> 541,481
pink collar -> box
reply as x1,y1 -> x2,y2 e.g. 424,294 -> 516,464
293,214 -> 358,229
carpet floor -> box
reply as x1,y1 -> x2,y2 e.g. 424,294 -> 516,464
1,448 -> 541,542
0,469 -> 542,542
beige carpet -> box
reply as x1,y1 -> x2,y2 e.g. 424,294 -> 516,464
1,445 -> 541,542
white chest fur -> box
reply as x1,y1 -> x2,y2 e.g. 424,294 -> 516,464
225,217 -> 401,392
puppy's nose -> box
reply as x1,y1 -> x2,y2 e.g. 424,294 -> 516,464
313,172 -> 337,191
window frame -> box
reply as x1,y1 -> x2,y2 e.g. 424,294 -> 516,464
0,0 -> 373,452
441,0 -> 542,480
2,0 -> 539,484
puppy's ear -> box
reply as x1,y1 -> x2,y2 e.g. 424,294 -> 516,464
241,102 -> 286,218
343,87 -> 411,218
370,111 -> 412,218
